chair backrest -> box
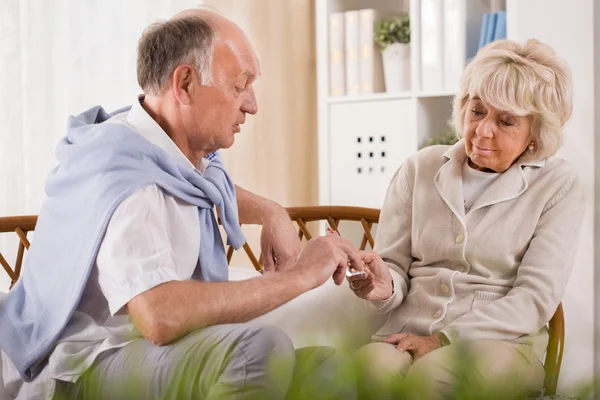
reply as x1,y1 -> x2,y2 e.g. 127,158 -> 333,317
0,207 -> 564,394
544,302 -> 564,395
227,206 -> 380,271
0,216 -> 36,289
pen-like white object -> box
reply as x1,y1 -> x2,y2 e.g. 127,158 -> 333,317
324,222 -> 366,278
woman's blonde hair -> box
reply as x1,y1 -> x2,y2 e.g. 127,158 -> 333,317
452,39 -> 573,160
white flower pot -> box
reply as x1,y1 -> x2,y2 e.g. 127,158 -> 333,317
382,43 -> 411,92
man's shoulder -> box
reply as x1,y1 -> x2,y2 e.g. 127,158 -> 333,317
116,185 -> 196,214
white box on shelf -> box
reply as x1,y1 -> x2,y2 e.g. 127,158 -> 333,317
443,0 -> 489,92
329,99 -> 416,209
329,12 -> 346,97
420,0 -> 444,92
344,10 -> 360,95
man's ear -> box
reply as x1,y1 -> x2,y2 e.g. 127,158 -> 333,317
171,65 -> 195,105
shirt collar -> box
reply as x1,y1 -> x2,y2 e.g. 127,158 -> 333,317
443,138 -> 546,169
127,95 -> 210,172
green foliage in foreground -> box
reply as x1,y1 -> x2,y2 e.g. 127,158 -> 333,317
51,331 -> 596,400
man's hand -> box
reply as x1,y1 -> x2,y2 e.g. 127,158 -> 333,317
381,333 -> 442,361
233,185 -> 301,272
291,235 -> 364,289
260,210 -> 302,273
347,250 -> 393,301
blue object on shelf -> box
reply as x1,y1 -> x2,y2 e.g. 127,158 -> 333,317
493,11 -> 507,41
484,12 -> 497,46
478,13 -> 490,50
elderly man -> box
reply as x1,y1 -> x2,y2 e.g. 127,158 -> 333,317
0,9 -> 361,400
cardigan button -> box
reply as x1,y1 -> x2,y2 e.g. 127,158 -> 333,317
440,283 -> 449,293
456,265 -> 466,273
455,234 -> 465,244
433,310 -> 442,319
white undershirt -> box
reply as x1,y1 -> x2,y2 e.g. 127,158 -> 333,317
462,159 -> 501,214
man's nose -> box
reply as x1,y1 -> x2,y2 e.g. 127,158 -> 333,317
241,86 -> 258,115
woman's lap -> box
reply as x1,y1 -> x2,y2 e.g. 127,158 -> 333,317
355,339 -> 544,399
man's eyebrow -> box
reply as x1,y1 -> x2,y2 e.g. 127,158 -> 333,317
240,68 -> 261,80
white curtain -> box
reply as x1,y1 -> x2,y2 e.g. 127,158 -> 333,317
0,0 -> 202,290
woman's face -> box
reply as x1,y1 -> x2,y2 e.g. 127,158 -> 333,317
463,97 -> 533,173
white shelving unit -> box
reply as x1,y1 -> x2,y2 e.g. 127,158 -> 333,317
316,0 -> 494,210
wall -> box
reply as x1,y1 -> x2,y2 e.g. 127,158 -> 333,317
201,0 -> 318,267
507,0 -> 596,392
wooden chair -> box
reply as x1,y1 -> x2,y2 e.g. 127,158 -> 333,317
0,207 -> 564,395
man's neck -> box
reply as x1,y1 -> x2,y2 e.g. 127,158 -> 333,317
141,94 -> 209,166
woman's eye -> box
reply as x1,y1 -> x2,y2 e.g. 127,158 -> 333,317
500,120 -> 514,126
471,109 -> 484,116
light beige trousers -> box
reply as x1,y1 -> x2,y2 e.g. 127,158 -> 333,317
354,340 -> 544,399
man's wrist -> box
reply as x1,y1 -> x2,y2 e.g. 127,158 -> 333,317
235,185 -> 289,225
283,265 -> 314,291
265,202 -> 289,223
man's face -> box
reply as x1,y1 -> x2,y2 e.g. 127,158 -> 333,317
183,33 -> 260,155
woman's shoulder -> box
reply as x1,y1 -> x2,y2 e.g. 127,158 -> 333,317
404,144 -> 455,172
534,156 -> 580,184
528,157 -> 582,209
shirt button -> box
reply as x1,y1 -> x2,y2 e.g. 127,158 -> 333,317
440,283 -> 449,293
433,310 -> 442,319
456,265 -> 466,273
455,234 -> 465,244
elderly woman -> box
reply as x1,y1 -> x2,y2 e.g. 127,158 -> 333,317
348,38 -> 584,396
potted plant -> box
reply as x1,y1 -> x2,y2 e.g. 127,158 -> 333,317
420,120 -> 460,149
374,14 -> 411,92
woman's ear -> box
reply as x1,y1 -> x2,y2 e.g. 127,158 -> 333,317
171,65 -> 195,105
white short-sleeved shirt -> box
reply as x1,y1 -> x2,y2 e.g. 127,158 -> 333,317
5,97 -> 210,399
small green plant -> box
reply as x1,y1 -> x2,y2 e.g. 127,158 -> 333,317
423,132 -> 460,147
374,14 -> 410,50
421,120 -> 460,149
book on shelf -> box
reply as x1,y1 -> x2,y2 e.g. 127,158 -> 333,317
344,10 -> 360,95
329,12 -> 346,97
358,8 -> 388,94
484,12 -> 497,45
420,0 -> 444,91
493,11 -> 507,41
478,13 -> 490,50
478,11 -> 506,50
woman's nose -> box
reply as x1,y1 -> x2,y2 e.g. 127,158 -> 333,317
475,118 -> 494,138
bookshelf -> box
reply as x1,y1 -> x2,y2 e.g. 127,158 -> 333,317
316,0 -> 502,210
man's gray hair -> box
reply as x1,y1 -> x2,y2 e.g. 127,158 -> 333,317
137,16 -> 217,95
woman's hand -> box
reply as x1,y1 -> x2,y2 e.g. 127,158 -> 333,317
347,250 -> 393,301
381,333 -> 442,361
